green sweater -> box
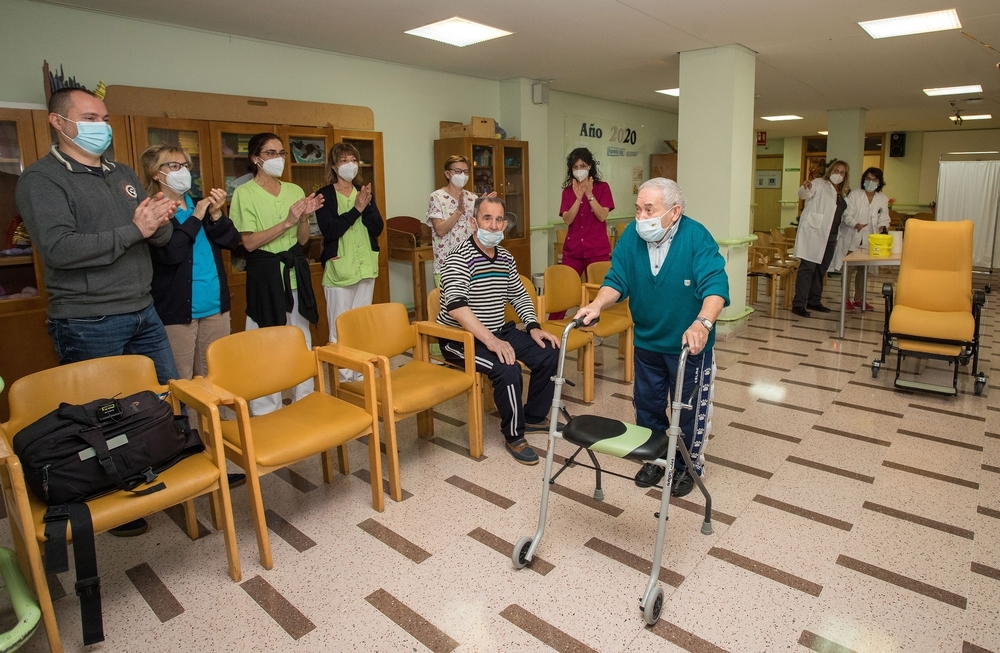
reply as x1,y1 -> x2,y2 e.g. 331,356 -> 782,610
603,216 -> 729,354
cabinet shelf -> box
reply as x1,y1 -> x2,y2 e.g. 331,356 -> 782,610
0,255 -> 32,267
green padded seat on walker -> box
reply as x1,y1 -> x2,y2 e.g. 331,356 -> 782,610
562,415 -> 670,461
0,547 -> 42,651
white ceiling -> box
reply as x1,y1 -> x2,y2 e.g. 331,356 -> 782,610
42,0 -> 1000,139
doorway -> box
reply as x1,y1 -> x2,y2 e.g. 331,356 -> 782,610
754,155 -> 782,232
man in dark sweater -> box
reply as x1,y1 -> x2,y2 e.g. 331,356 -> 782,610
15,88 -> 179,536
437,197 -> 561,465
576,178 -> 729,497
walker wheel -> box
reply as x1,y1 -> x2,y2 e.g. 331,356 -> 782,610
975,374 -> 986,396
642,586 -> 664,625
871,361 -> 880,379
512,536 -> 532,569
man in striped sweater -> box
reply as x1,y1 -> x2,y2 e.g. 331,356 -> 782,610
437,196 -> 561,465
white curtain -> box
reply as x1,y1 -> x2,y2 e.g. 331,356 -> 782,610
936,160 -> 1000,268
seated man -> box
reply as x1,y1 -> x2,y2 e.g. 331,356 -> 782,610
437,196 -> 560,465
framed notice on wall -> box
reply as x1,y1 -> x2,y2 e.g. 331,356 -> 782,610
755,170 -> 781,189
565,114 -> 646,215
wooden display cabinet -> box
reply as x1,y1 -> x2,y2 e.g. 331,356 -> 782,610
0,108 -> 58,421
433,137 -> 531,276
131,117 -> 215,197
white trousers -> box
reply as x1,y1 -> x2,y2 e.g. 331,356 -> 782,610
325,279 -> 375,382
245,292 -> 314,416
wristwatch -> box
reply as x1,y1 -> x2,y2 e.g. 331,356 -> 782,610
694,316 -> 713,332
588,196 -> 596,202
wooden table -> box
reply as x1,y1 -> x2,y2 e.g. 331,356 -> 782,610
838,249 -> 901,339
387,237 -> 434,321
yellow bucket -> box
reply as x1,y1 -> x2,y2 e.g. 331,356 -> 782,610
868,234 -> 893,257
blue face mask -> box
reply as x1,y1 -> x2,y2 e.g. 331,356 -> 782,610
58,116 -> 113,156
477,228 -> 504,248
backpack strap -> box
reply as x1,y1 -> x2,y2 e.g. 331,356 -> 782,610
43,503 -> 104,645
75,427 -> 166,496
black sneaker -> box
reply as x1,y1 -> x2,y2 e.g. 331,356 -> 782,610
671,469 -> 696,498
109,518 -> 149,537
807,303 -> 832,313
791,306 -> 811,318
227,473 -> 247,489
505,438 -> 539,465
634,462 -> 665,488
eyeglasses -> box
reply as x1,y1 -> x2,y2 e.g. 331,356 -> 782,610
448,168 -> 470,174
159,162 -> 191,172
261,150 -> 287,158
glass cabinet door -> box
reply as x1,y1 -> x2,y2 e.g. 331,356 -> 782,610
133,118 -> 212,197
471,143 -> 496,195
501,144 -> 526,241
209,121 -> 275,201
0,111 -> 42,307
280,127 -> 330,197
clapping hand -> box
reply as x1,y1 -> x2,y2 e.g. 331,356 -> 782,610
355,184 -> 372,212
285,192 -> 324,228
803,179 -> 813,191
134,192 -> 178,237
193,188 -> 227,221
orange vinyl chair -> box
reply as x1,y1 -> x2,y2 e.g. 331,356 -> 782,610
199,325 -> 382,570
334,302 -> 483,472
537,265 -> 600,401
584,260 -> 635,381
873,219 -> 986,395
0,356 -> 240,653
553,228 -> 567,265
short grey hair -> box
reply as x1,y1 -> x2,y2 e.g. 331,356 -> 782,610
639,177 -> 686,215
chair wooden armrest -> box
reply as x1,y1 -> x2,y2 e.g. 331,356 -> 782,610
316,342 -> 379,375
581,282 -> 604,304
413,321 -> 478,376
0,428 -> 11,460
188,375 -> 239,405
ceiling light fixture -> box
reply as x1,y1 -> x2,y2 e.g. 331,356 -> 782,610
761,115 -> 803,121
818,131 -> 828,135
405,16 -> 512,47
859,9 -> 961,39
656,88 -> 680,97
924,84 -> 983,96
951,113 -> 992,122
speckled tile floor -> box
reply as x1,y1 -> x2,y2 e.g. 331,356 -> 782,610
1,268 -> 998,653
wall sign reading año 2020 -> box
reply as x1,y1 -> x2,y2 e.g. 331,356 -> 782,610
567,114 -> 645,202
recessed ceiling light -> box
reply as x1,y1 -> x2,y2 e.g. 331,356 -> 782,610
924,84 -> 983,96
656,88 -> 680,97
761,115 -> 803,121
951,114 -> 992,121
405,16 -> 512,47
818,131 -> 828,135
946,151 -> 1000,154
859,9 -> 960,39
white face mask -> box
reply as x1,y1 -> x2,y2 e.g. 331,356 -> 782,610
260,157 -> 284,178
572,168 -> 590,182
477,228 -> 504,248
636,213 -> 668,243
829,173 -> 844,185
161,167 -> 191,194
338,162 -> 359,182
449,172 -> 468,188
863,179 -> 878,192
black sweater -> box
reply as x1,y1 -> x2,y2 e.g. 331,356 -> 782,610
149,207 -> 241,325
315,184 -> 383,266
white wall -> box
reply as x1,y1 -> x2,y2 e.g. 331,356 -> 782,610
0,0 -> 678,305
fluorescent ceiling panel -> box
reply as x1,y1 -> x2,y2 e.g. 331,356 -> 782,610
761,115 -> 803,121
859,9 -> 960,39
405,16 -> 512,47
924,84 -> 982,96
951,114 -> 992,121
817,131 -> 828,135
656,88 -> 680,96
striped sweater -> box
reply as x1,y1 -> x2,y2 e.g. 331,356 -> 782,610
437,237 -> 539,333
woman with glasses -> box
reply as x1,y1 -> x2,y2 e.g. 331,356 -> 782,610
141,143 -> 240,382
315,142 -> 383,381
426,155 -> 479,287
832,167 -> 890,311
230,132 -> 324,415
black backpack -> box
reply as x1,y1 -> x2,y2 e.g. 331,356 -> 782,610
12,390 -> 205,644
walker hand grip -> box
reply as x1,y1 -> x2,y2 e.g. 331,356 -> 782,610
571,316 -> 600,329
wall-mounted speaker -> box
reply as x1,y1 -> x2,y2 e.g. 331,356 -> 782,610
889,132 -> 906,158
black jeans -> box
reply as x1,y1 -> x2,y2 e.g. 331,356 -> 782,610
440,322 -> 559,442
793,238 -> 837,309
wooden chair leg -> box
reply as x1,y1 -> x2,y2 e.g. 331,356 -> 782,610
623,328 -> 634,383
416,409 -> 435,438
466,383 -> 484,459
208,487 -> 222,529
243,464 -> 273,570
382,416 -> 403,502
324,449 -> 339,482
365,425 -> 387,511
481,374 -> 496,412
582,343 -> 595,403
213,484 -> 242,582
182,499 -> 199,540
749,276 -> 759,303
768,275 -> 778,316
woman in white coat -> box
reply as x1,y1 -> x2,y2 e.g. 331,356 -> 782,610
832,167 -> 890,311
791,160 -> 850,317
